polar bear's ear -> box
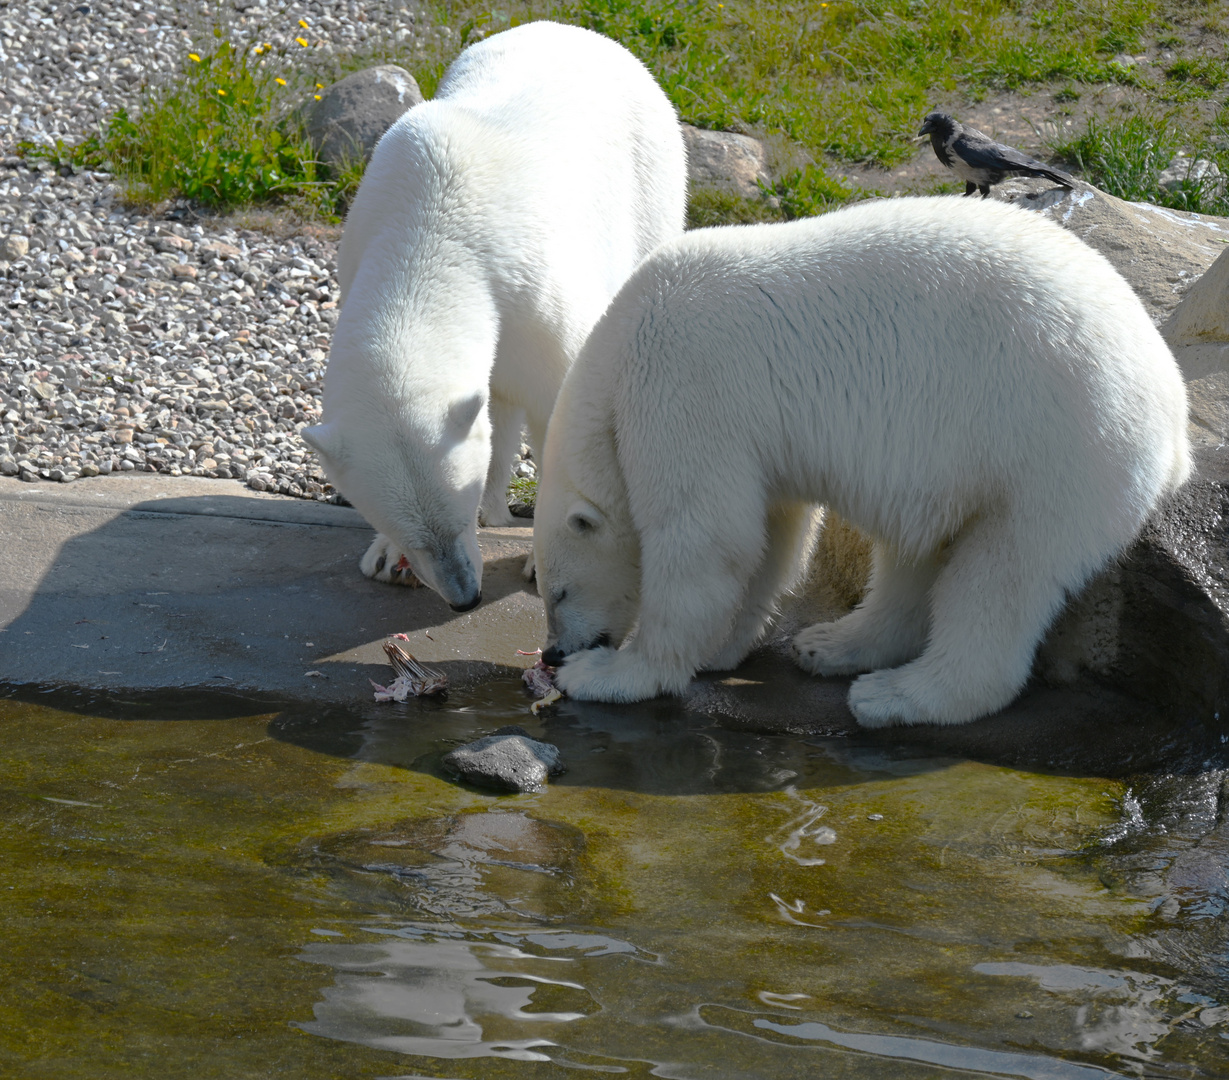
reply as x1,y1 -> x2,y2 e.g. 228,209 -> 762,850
301,422 -> 345,464
566,500 -> 604,536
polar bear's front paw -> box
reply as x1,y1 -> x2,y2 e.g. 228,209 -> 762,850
522,551 -> 536,582
359,533 -> 424,588
793,622 -> 878,676
554,646 -> 670,703
847,669 -> 925,728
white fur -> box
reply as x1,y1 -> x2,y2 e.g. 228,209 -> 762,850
535,197 -> 1191,726
303,21 -> 686,609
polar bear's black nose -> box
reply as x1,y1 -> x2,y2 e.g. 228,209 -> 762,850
542,645 -> 566,666
449,592 -> 482,613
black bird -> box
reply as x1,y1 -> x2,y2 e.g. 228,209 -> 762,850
917,111 -> 1075,198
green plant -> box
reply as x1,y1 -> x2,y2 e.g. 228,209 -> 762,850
768,164 -> 866,219
24,18 -> 344,216
507,475 -> 538,512
1051,114 -> 1228,215
1162,55 -> 1229,102
686,188 -> 783,228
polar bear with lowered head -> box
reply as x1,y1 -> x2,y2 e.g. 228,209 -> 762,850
302,22 -> 686,611
534,197 -> 1190,726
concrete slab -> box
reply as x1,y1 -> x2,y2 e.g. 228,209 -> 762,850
0,474 -> 542,703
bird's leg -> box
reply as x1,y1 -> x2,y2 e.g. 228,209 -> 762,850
979,184 -> 991,198
963,182 -> 977,197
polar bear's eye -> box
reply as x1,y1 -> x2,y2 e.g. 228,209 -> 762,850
566,505 -> 601,535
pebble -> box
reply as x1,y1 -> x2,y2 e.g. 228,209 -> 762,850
0,0 -> 531,504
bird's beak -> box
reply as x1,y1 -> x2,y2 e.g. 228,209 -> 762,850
913,133 -> 930,142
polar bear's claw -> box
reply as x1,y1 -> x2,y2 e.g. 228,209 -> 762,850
554,646 -> 669,703
360,534 -> 424,588
847,670 -> 923,727
792,623 -> 880,676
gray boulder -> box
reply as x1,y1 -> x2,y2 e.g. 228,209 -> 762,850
997,178 -> 1229,321
442,725 -> 565,793
300,65 -> 424,169
682,123 -> 771,200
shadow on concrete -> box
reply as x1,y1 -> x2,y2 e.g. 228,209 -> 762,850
0,476 -> 542,705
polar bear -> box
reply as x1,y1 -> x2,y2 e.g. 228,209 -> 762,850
534,197 -> 1191,726
301,21 -> 686,610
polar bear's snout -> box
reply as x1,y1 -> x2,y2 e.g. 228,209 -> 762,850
419,537 -> 483,612
542,632 -> 610,667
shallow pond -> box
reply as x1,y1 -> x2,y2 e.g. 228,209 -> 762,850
3,679 -> 1228,1079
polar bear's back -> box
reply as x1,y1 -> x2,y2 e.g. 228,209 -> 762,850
584,197 -> 1189,556
341,21 -> 685,351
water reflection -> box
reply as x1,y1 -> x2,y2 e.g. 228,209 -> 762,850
974,962 -> 1229,1065
298,926 -> 649,1065
699,1006 -> 1127,1079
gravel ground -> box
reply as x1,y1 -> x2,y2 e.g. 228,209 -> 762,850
0,0 -> 531,502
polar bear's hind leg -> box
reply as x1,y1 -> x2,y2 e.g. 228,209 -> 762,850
849,508 -> 1080,727
793,542 -> 938,676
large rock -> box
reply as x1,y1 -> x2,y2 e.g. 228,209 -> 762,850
442,726 -> 565,793
997,178 -> 1229,321
300,64 -> 424,169
682,123 -> 770,200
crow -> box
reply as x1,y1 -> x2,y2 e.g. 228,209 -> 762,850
917,111 -> 1075,198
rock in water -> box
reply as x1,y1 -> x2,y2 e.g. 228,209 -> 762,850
442,726 -> 565,793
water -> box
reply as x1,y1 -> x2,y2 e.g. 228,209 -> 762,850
2,679 -> 1228,1078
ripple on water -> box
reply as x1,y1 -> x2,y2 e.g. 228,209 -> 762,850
294,808 -> 590,923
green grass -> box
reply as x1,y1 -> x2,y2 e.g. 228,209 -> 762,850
1051,111 -> 1229,215
23,0 -> 1228,222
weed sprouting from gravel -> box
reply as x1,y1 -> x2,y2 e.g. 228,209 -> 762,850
22,12 -> 343,216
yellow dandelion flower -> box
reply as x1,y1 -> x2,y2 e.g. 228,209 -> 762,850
275,77 -> 286,85
299,18 -> 309,28
254,45 -> 263,54
188,52 -> 201,62
314,94 -> 322,100
264,42 -> 272,49
217,88 -> 226,95
315,82 -> 323,89
295,36 -> 308,47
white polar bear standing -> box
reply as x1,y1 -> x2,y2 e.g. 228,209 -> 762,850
302,21 -> 686,610
534,196 -> 1191,727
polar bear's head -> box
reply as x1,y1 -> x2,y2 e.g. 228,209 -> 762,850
533,377 -> 640,666
302,392 -> 490,610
